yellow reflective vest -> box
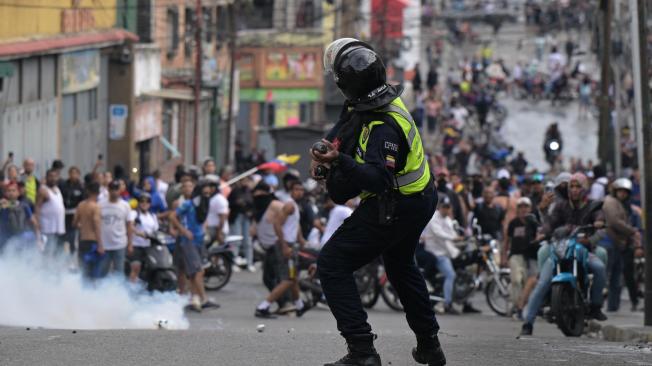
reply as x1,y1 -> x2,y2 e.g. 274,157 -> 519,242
354,97 -> 430,199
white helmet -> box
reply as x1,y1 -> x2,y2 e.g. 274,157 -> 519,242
612,178 -> 632,192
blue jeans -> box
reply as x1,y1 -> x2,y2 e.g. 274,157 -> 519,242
231,213 -> 252,266
602,242 -> 625,311
525,254 -> 606,325
436,256 -> 456,306
98,248 -> 126,278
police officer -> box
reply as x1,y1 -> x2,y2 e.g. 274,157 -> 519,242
311,38 -> 446,366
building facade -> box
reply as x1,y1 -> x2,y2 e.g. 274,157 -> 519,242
0,0 -> 137,177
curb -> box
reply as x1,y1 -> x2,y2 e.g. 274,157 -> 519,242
588,320 -> 652,343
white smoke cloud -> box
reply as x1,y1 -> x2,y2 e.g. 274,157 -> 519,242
0,245 -> 189,330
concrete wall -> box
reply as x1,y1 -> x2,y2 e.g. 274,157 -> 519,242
60,54 -> 109,175
133,44 -> 161,97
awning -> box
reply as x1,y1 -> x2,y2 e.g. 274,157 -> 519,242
0,29 -> 138,60
144,88 -> 212,101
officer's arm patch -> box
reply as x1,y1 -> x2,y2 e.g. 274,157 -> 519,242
385,155 -> 396,169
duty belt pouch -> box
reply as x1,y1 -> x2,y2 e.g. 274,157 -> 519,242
377,190 -> 397,225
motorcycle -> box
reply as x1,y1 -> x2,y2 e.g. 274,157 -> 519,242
124,231 -> 178,292
548,225 -> 598,336
297,251 -> 381,309
381,220 -> 511,315
544,138 -> 562,167
203,235 -> 242,291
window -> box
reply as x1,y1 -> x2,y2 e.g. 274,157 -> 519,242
216,6 -> 229,42
20,58 -> 38,103
184,6 -> 194,59
299,102 -> 313,124
39,56 -> 56,99
203,7 -> 213,43
236,0 -> 274,30
296,0 -> 321,29
137,0 -> 153,42
166,7 -> 179,58
162,101 -> 173,160
259,102 -> 276,128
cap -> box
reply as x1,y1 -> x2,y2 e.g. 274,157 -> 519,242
517,197 -> 532,207
496,168 -> 511,180
438,196 -> 452,207
202,174 -> 220,184
108,180 -> 121,190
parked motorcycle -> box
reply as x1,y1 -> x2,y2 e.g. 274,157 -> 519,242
203,235 -> 242,291
124,231 -> 178,292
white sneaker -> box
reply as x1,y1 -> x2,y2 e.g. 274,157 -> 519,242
234,256 -> 247,266
232,265 -> 241,273
247,265 -> 257,273
190,295 -> 202,312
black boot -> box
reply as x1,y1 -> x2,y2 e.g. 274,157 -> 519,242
324,334 -> 381,366
589,305 -> 608,321
412,333 -> 446,366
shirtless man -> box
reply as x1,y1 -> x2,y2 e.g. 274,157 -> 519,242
253,181 -> 307,318
73,182 -> 103,278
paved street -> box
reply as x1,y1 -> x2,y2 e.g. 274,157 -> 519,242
1,269 -> 651,366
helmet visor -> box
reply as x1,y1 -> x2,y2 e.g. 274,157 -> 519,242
323,38 -> 362,74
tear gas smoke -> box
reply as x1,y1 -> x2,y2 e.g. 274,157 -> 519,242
0,244 -> 189,330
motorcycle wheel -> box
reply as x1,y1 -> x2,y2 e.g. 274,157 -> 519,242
149,270 -> 178,292
551,283 -> 585,337
380,281 -> 404,312
204,253 -> 232,291
485,273 -> 511,317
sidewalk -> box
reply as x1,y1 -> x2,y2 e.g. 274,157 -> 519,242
588,303 -> 652,343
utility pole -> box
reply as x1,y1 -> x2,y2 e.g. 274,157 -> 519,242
379,0 -> 388,61
193,0 -> 203,164
631,0 -> 652,327
225,2 -> 237,166
598,0 -> 612,169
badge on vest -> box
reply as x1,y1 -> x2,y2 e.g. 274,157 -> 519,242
384,141 -> 398,152
361,126 -> 370,145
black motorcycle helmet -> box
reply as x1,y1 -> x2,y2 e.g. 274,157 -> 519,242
324,38 -> 394,108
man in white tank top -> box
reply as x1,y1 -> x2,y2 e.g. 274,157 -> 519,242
254,181 -> 308,318
35,169 -> 66,256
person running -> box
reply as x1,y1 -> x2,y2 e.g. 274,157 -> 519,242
73,182 -> 103,279
35,169 -> 66,256
255,180 -> 307,318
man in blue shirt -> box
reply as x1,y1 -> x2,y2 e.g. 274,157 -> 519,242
170,179 -> 219,312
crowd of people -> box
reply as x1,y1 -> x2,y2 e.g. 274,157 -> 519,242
0,1 -> 645,335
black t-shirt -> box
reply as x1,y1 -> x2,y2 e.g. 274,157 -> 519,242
474,203 -> 504,238
508,216 -> 539,259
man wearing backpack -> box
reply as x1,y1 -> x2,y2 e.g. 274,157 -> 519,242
0,182 -> 40,251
